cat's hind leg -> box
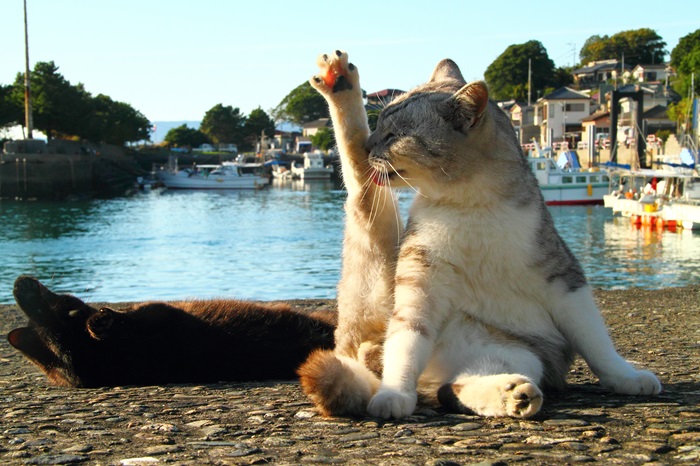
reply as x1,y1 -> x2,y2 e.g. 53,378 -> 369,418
433,338 -> 545,419
438,373 -> 543,419
550,285 -> 661,396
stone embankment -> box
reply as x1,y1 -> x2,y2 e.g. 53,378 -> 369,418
1,286 -> 699,465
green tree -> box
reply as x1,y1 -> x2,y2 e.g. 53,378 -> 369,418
552,66 -> 574,89
200,104 -> 245,145
242,107 -> 276,151
164,124 -> 210,148
579,29 -> 666,66
87,94 -> 152,145
10,61 -> 92,140
0,83 -> 22,128
484,40 -> 555,101
670,28 -> 700,97
310,127 -> 335,151
273,81 -> 329,124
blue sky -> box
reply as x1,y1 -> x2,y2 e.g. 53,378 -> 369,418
1,0 -> 698,123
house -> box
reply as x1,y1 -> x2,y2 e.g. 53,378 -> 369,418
581,110 -> 611,149
642,105 -> 675,135
572,59 -> 631,89
301,118 -> 332,138
365,89 -> 405,111
534,87 -> 592,147
498,100 -> 536,144
615,83 -> 678,112
631,63 -> 671,84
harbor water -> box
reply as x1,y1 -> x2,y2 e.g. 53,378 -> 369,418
1,179 -> 699,304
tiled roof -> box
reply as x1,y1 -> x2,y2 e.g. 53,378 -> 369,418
302,118 -> 332,129
366,89 -> 405,98
643,105 -> 669,119
541,87 -> 590,100
581,110 -> 610,122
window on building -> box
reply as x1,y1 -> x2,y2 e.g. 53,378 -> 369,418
565,103 -> 585,112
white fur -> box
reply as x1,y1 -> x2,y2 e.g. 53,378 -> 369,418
307,50 -> 661,421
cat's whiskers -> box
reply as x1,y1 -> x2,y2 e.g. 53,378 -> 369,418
384,160 -> 425,198
367,168 -> 391,230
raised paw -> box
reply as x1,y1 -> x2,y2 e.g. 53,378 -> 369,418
310,50 -> 360,95
367,388 -> 417,419
605,369 -> 662,396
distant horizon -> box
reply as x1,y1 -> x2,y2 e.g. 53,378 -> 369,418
2,120 -> 304,144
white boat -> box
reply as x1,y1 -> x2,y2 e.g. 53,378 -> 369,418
155,162 -> 265,190
528,141 -> 610,205
269,162 -> 293,179
603,146 -> 700,230
291,152 -> 334,180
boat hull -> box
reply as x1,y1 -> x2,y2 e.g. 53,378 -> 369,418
156,170 -> 264,190
540,184 -> 609,205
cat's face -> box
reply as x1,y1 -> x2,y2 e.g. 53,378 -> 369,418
366,60 -> 490,189
8,276 -> 168,387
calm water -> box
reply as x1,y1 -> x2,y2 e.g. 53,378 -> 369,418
1,179 -> 699,304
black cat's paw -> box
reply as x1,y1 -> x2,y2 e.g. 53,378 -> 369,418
87,308 -> 117,340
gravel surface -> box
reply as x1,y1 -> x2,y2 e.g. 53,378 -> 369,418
1,287 -> 699,465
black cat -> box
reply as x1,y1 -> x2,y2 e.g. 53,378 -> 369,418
8,276 -> 335,387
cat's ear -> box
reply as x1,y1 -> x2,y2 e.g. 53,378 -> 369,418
8,327 -> 59,366
87,308 -> 117,340
440,81 -> 489,131
429,59 -> 466,84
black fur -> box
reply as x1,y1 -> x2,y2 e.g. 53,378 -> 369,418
8,276 -> 335,387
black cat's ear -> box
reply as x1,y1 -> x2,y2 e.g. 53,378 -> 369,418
440,81 -> 489,131
86,308 -> 117,341
8,327 -> 58,366
429,59 -> 466,84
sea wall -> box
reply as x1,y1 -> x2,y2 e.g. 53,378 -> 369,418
1,141 -> 145,200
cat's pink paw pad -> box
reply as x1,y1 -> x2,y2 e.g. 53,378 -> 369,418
312,50 -> 356,93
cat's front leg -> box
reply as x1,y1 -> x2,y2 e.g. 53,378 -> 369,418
309,50 -> 370,196
311,51 -> 402,359
367,320 -> 433,419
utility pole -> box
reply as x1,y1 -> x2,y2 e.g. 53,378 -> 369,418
23,0 -> 34,139
527,59 -> 532,107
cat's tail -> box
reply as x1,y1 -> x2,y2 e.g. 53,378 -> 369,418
298,349 -> 380,417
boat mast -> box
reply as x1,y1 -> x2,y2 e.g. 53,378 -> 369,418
23,0 -> 34,139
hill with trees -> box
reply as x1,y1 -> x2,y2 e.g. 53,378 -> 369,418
0,61 -> 150,145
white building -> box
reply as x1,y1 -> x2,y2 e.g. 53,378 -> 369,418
534,87 -> 592,147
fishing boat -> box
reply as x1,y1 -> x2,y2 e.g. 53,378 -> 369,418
291,152 -> 334,180
527,141 -> 610,205
603,146 -> 700,230
155,160 -> 265,190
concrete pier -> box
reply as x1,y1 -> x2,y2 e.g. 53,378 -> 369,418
1,286 -> 699,464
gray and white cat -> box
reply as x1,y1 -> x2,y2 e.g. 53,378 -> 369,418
298,50 -> 661,419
